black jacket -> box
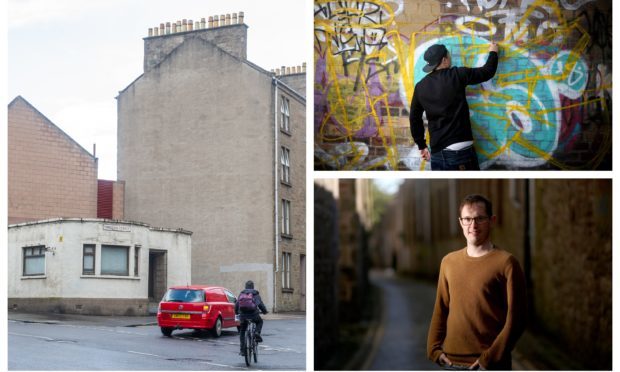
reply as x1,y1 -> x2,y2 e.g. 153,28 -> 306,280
409,51 -> 498,153
235,289 -> 268,320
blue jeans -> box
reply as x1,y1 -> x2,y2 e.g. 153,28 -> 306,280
431,145 -> 480,170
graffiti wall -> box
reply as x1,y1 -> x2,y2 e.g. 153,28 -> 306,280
314,0 -> 612,170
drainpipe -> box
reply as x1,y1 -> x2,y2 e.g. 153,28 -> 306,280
273,76 -> 279,313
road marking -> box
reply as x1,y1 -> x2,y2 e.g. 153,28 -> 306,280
8,332 -> 54,341
201,361 -> 249,369
127,350 -> 250,370
127,351 -> 161,358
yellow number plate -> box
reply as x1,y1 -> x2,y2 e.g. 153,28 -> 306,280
171,314 -> 190,319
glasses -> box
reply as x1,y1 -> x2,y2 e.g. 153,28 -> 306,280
459,216 -> 490,225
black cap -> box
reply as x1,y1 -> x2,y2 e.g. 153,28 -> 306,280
423,44 -> 448,73
245,280 -> 254,289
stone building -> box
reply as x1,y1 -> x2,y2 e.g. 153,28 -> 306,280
372,179 -> 611,369
117,13 -> 306,312
7,96 -> 191,315
8,218 -> 191,315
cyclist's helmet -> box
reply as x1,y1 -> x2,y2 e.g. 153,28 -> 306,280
245,280 -> 254,289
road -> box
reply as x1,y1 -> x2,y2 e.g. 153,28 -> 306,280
9,316 -> 305,370
367,270 -> 437,370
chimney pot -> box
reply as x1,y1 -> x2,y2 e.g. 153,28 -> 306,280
303,62 -> 307,72
166,22 -> 171,34
176,20 -> 181,33
220,15 -> 225,25
226,14 -> 231,25
148,28 -> 153,37
208,16 -> 213,28
213,15 -> 219,27
239,11 -> 244,24
182,19 -> 187,32
276,68 -> 280,75
286,67 -> 291,75
281,66 -> 286,75
188,19 -> 193,31
201,17 -> 206,29
233,13 -> 238,24
153,27 -> 159,36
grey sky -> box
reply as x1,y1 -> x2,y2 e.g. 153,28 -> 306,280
8,0 -> 309,180
373,178 -> 404,195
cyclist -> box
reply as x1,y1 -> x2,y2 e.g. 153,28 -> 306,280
235,280 -> 268,356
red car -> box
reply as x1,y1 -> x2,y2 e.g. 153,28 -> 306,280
157,285 -> 240,337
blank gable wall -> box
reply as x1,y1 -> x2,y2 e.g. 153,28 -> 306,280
8,97 -> 98,224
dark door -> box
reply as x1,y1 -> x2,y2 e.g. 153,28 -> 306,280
148,250 -> 167,301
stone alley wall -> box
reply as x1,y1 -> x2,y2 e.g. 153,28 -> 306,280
314,0 -> 612,170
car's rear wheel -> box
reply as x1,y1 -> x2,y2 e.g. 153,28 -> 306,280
210,317 -> 222,337
161,327 -> 173,337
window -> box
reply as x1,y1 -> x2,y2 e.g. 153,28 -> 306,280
101,245 -> 129,276
134,245 -> 140,276
280,96 -> 290,132
224,290 -> 237,303
83,244 -> 95,275
282,252 -> 292,289
281,199 -> 291,236
281,147 -> 290,184
23,246 -> 45,276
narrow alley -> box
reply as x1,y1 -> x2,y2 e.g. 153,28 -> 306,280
366,270 -> 436,370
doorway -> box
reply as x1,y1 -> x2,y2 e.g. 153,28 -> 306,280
148,250 -> 167,311
300,254 -> 306,311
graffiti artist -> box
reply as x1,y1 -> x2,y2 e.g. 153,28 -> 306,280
409,43 -> 499,170
427,194 -> 527,370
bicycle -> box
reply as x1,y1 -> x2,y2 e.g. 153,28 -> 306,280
243,319 -> 258,366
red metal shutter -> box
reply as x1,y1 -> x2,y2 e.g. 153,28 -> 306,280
97,180 -> 114,219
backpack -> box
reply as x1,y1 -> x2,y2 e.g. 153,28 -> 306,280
238,292 -> 257,313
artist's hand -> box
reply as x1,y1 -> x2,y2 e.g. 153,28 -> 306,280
489,42 -> 499,53
439,353 -> 453,366
420,147 -> 431,161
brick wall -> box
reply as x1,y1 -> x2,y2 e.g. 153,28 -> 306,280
8,97 -> 98,224
531,179 -> 611,369
314,0 -> 612,170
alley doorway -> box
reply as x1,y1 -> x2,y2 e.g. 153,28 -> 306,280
148,250 -> 167,313
300,254 -> 306,311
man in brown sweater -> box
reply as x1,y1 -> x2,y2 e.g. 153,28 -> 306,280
427,195 -> 527,370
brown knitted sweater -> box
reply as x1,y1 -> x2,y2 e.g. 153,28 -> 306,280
427,247 -> 527,369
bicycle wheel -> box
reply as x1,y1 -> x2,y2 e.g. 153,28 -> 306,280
253,337 -> 258,363
244,326 -> 252,366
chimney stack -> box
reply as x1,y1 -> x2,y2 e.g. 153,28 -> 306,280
148,12 -> 247,36
144,12 -> 249,70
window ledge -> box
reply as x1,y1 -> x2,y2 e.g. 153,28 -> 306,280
280,180 -> 292,187
282,288 -> 294,294
280,129 -> 292,136
81,275 -> 140,280
21,275 -> 46,280
280,234 -> 293,240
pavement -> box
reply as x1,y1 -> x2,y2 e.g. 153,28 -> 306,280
8,310 -> 305,327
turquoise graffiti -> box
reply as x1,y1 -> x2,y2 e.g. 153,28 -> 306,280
412,35 -> 589,167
